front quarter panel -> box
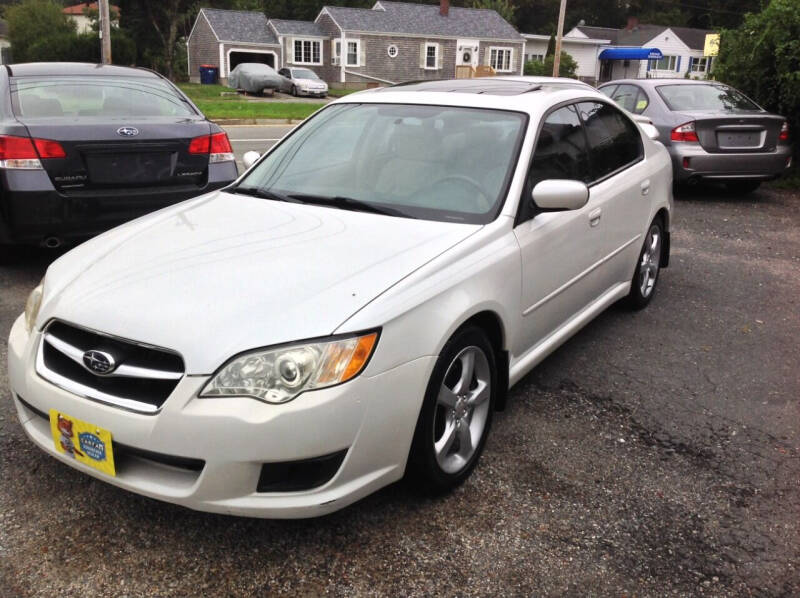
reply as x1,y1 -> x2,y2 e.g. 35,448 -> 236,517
336,220 -> 521,377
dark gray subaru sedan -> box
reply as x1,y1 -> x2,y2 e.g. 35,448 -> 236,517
0,63 -> 237,247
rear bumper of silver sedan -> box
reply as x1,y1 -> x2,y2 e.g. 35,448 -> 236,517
669,144 -> 792,183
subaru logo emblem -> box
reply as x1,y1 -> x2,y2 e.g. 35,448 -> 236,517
82,350 -> 116,375
117,126 -> 139,137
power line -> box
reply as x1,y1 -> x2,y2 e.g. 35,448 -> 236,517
645,0 -> 753,17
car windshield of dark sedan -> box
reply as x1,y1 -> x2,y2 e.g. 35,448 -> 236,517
236,103 -> 526,223
656,84 -> 760,112
292,69 -> 319,80
9,76 -> 195,119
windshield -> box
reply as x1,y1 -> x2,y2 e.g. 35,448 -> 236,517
236,103 -> 527,223
292,69 -> 319,80
10,76 -> 195,119
656,84 -> 760,112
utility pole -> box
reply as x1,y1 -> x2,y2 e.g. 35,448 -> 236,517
99,0 -> 112,64
552,0 -> 567,77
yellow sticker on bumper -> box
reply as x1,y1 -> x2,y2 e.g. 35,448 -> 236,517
49,410 -> 116,477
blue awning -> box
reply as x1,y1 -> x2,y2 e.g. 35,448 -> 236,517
599,47 -> 663,60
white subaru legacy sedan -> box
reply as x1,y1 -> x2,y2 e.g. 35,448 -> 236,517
8,79 -> 673,518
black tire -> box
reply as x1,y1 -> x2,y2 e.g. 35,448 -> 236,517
627,218 -> 664,310
725,180 -> 761,195
291,85 -> 298,97
407,326 -> 497,494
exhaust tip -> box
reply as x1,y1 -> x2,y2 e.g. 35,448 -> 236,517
43,236 -> 62,249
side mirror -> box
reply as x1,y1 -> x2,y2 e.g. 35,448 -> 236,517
639,122 -> 659,140
242,151 -> 260,169
532,179 -> 589,211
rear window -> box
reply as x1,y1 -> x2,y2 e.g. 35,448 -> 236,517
9,76 -> 196,119
656,84 -> 760,112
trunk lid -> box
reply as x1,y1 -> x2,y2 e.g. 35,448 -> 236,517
674,111 -> 784,154
19,117 -> 213,192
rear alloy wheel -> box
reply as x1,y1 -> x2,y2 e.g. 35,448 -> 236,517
408,326 -> 496,493
627,219 -> 663,310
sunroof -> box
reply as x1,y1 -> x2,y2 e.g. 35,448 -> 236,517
386,79 -> 542,96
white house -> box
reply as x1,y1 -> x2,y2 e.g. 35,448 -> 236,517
63,2 -> 120,34
565,17 -> 715,83
522,33 -> 609,83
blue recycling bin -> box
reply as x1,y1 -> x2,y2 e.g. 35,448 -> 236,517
199,65 -> 218,84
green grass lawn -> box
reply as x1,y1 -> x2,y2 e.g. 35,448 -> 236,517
177,83 -> 325,120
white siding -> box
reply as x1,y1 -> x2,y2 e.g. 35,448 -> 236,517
562,40 -> 602,81
523,39 -> 547,63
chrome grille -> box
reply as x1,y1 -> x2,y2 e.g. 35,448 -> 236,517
36,320 -> 184,414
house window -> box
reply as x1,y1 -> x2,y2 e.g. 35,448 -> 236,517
332,39 -> 341,65
387,44 -> 398,58
293,39 -> 321,65
424,43 -> 439,69
490,47 -> 512,72
649,55 -> 677,70
526,53 -> 544,63
346,40 -> 360,67
690,57 -> 709,73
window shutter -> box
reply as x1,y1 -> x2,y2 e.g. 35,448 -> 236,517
437,44 -> 443,69
707,56 -> 712,73
289,38 -> 295,64
509,49 -> 515,72
420,42 -> 426,68
359,41 -> 365,67
484,49 -> 491,66
676,56 -> 681,72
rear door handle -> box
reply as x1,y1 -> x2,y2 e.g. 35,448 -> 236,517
588,208 -> 602,227
641,180 -> 651,195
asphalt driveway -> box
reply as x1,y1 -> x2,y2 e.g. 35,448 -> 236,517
0,183 -> 797,596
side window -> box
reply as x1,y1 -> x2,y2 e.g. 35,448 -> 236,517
577,101 -> 643,180
528,104 -> 591,188
609,84 -> 649,114
598,85 -> 616,99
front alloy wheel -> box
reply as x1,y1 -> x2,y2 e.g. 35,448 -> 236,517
408,326 -> 496,493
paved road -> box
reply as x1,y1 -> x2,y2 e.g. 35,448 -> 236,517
1,184 -> 798,596
222,124 -> 295,172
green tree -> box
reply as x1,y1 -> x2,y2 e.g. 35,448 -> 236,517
471,0 -> 515,25
714,0 -> 799,159
6,0 -> 75,63
524,50 -> 578,78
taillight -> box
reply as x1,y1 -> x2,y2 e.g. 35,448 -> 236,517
779,121 -> 789,142
671,121 -> 699,143
0,135 -> 66,169
189,132 -> 234,163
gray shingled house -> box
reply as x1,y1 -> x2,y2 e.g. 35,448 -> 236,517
187,1 -> 524,86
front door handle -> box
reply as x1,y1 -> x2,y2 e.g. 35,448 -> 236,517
641,179 -> 651,195
588,208 -> 602,227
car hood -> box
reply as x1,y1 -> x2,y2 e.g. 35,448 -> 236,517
40,191 -> 479,373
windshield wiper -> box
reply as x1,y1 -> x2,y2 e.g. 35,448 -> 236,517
229,186 -> 301,203
287,193 -> 409,218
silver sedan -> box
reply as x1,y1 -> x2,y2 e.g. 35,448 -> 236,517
599,78 -> 792,193
277,67 -> 328,98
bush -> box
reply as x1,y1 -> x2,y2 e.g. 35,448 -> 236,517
6,0 -> 75,63
21,29 -> 136,66
524,51 -> 578,78
713,0 -> 799,162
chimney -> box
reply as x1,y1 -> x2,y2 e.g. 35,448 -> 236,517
626,15 -> 639,30
440,0 -> 449,17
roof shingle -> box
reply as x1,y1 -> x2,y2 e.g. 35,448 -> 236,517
323,1 -> 522,40
575,23 -> 712,51
269,19 -> 327,37
202,8 -> 278,45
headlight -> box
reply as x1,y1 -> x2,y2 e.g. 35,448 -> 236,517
24,279 -> 44,332
200,331 -> 379,404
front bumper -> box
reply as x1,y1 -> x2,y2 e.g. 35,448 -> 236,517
669,144 -> 792,183
0,162 -> 238,245
8,315 -> 434,518
298,88 -> 327,97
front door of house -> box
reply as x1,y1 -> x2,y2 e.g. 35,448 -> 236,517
456,39 -> 480,68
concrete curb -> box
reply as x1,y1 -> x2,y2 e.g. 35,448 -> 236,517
212,118 -> 306,126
